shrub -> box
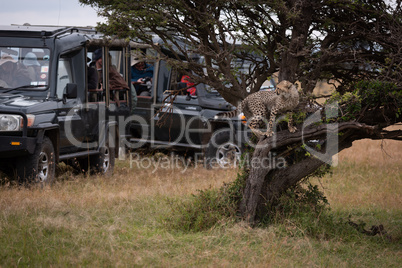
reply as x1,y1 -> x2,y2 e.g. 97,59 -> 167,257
166,170 -> 246,232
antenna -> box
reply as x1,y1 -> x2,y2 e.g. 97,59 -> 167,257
57,0 -> 61,26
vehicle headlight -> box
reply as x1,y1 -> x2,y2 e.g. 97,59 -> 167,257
0,114 -> 35,131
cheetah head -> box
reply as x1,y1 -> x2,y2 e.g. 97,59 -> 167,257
275,80 -> 294,95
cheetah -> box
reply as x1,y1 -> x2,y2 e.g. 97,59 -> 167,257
214,80 -> 299,137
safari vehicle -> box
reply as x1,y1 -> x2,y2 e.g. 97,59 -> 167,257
125,47 -> 251,168
0,24 -> 253,184
0,25 -> 137,183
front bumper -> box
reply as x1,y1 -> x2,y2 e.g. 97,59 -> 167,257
0,136 -> 37,158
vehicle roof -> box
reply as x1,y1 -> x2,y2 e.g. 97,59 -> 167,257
0,25 -> 96,38
0,25 -> 153,49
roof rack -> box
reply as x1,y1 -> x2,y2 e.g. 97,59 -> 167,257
49,27 -> 97,38
0,25 -> 97,38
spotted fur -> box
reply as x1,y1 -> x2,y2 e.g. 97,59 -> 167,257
215,80 -> 299,137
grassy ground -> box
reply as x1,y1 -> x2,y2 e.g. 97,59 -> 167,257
0,132 -> 401,266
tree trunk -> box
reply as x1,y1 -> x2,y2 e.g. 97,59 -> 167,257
278,2 -> 313,84
239,118 -> 401,224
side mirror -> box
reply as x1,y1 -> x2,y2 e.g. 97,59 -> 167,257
63,83 -> 77,103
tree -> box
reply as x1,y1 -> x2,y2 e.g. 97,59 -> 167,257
80,0 -> 402,224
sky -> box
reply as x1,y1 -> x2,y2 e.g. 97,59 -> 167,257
1,0 -> 397,28
0,0 -> 104,27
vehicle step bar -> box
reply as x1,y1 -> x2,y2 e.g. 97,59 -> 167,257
128,138 -> 203,149
58,150 -> 99,161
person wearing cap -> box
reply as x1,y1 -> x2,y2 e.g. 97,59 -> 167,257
0,54 -> 31,88
23,52 -> 41,81
130,53 -> 153,96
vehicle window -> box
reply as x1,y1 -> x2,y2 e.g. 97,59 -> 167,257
109,50 -> 122,75
0,47 -> 50,89
56,58 -> 73,98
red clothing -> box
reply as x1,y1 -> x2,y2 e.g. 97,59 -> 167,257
180,75 -> 196,96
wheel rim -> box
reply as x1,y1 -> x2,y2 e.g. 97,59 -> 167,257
216,142 -> 242,168
38,151 -> 49,182
102,147 -> 110,172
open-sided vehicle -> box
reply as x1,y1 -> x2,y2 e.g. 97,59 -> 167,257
0,25 -> 137,183
0,25 -> 253,184
124,47 -> 251,168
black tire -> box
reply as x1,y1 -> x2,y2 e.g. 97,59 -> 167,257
90,140 -> 115,175
16,136 -> 56,184
205,129 -> 244,169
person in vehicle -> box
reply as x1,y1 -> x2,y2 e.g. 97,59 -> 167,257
131,53 -> 153,96
93,48 -> 129,106
87,57 -> 98,91
180,74 -> 196,96
0,54 -> 31,87
87,64 -> 99,102
23,52 -> 41,81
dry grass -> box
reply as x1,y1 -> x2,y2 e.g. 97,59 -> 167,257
0,129 -> 401,266
317,125 -> 402,212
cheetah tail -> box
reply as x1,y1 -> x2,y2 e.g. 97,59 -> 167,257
214,109 -> 239,119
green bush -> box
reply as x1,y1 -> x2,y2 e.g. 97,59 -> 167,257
326,80 -> 401,121
355,80 -> 400,107
262,182 -> 351,239
267,183 -> 329,221
166,167 -> 336,235
166,171 -> 246,232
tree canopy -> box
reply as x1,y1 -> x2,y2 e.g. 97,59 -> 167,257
81,0 -> 401,104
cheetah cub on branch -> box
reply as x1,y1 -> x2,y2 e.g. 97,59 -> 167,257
215,80 -> 299,137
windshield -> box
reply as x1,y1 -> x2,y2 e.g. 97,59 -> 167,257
0,47 -> 50,90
